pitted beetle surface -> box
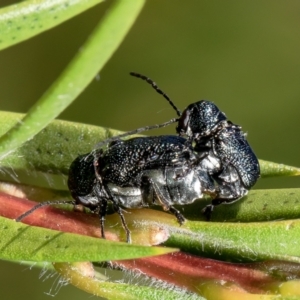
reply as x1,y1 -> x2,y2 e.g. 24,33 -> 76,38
68,136 -> 217,242
130,72 -> 260,219
16,73 -> 260,243
17,135 -> 216,243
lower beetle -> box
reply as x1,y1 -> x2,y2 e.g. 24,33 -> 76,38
17,135 -> 216,243
69,135 -> 219,242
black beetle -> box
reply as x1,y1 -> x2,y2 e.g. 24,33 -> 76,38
16,73 -> 260,242
130,72 -> 260,218
17,134 -> 217,243
68,135 -> 219,242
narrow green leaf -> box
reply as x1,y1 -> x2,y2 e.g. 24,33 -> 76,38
1,111 -> 299,180
0,216 -> 175,262
0,0 -> 145,159
3,259 -> 54,271
164,218 -> 300,263
0,111 -> 121,175
279,280 -> 300,298
197,280 -> 298,300
63,207 -> 300,263
0,193 -> 171,246
182,188 -> 300,222
0,181 -> 70,202
260,159 -> 300,177
54,262 -> 203,300
0,0 -> 104,51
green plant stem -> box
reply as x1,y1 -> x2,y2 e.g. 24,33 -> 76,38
0,0 -> 105,51
0,0 -> 145,159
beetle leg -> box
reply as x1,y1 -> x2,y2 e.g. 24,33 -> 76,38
99,199 -> 108,239
202,198 -> 231,220
202,192 -> 247,221
113,204 -> 131,243
148,177 -> 186,225
105,187 -> 132,243
169,206 -> 186,225
202,204 -> 214,221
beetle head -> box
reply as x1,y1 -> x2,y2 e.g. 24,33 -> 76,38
176,100 -> 227,138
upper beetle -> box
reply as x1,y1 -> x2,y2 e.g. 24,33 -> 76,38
130,72 -> 260,218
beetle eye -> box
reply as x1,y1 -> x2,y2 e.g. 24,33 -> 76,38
177,109 -> 190,134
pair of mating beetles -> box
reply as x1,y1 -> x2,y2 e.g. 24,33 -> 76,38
17,73 -> 260,243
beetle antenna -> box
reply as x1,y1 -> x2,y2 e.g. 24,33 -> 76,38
130,72 -> 182,117
94,118 -> 178,150
15,200 -> 76,222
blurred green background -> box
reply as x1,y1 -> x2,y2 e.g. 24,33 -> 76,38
1,0 -> 300,299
